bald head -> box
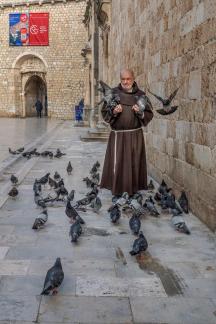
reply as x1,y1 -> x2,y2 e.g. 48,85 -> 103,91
120,69 -> 135,92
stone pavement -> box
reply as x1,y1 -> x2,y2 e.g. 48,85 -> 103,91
0,120 -> 215,324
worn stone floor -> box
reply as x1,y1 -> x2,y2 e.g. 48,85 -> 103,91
0,120 -> 215,324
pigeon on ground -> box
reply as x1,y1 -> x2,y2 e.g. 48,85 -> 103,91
171,215 -> 191,234
143,196 -> 160,216
67,189 -> 75,202
34,192 -> 47,209
95,161 -> 100,168
48,177 -> 58,190
154,192 -> 162,202
147,179 -> 155,191
148,88 -> 179,115
16,147 -> 24,153
41,258 -> 64,295
86,186 -> 98,200
129,214 -> 141,235
83,176 -> 94,188
8,187 -> 18,198
33,179 -> 42,193
75,197 -> 91,207
54,148 -> 66,158
131,192 -> 143,205
90,196 -> 102,213
66,161 -> 73,175
158,179 -> 168,195
178,191 -> 189,214
92,172 -> 100,183
10,174 -> 18,186
54,171 -> 61,181
8,148 -> 17,155
38,173 -> 50,186
32,210 -> 48,229
69,220 -> 82,243
129,231 -> 148,255
56,185 -> 68,201
90,164 -> 98,174
110,205 -> 121,223
65,200 -> 85,224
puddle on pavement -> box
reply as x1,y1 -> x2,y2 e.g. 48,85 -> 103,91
136,253 -> 184,296
83,227 -> 111,237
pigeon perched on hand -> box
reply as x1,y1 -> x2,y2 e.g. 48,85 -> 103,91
8,186 -> 18,198
98,80 -> 121,114
66,161 -> 73,175
41,258 -> 64,295
129,214 -> 141,235
69,220 -> 82,243
129,231 -> 148,255
148,88 -> 179,115
178,191 -> 189,214
32,210 -> 48,230
10,174 -> 18,186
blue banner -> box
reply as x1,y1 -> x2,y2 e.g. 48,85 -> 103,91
9,13 -> 29,46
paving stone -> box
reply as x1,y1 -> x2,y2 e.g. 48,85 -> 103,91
0,275 -> 43,296
0,247 -> 9,260
0,295 -> 39,322
0,260 -> 30,275
38,296 -> 132,323
130,296 -> 216,324
76,276 -> 167,297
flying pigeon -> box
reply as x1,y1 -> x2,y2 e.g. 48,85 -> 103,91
129,231 -> 148,255
32,210 -> 48,229
41,258 -> 64,295
148,87 -> 179,115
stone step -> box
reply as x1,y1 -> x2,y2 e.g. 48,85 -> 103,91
88,130 -> 110,137
80,135 -> 109,142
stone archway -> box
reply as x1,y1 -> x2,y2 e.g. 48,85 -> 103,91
24,75 -> 47,117
12,52 -> 47,117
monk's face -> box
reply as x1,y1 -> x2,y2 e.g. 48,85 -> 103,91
120,71 -> 134,91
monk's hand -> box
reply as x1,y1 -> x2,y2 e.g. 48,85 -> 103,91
132,104 -> 144,119
113,104 -> 123,115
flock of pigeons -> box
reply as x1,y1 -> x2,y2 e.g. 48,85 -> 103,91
7,143 -> 190,296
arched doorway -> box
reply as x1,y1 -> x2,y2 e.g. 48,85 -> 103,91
24,75 -> 47,117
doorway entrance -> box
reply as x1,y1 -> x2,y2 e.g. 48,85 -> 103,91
24,75 -> 47,117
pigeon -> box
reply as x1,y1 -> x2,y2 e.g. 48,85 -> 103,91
135,95 -> 148,117
33,179 -> 42,193
129,214 -> 141,235
65,200 -> 85,224
148,88 -> 179,115
178,191 -> 189,214
158,179 -> 168,195
49,151 -> 54,159
129,231 -> 148,255
66,161 -> 73,175
34,192 -> 47,209
86,186 -> 98,200
98,80 -> 121,113
56,178 -> 64,188
131,192 -> 143,205
69,220 -> 82,242
8,186 -> 18,198
75,197 -> 91,207
16,147 -> 24,153
83,176 -> 94,188
154,192 -> 162,202
90,196 -> 102,213
147,179 -> 155,191
56,185 -> 68,201
95,161 -> 100,168
90,164 -> 98,174
40,150 -> 50,157
54,171 -> 61,181
54,148 -> 66,158
67,189 -> 75,202
38,173 -> 50,186
110,205 -> 121,223
143,196 -> 160,216
10,174 -> 18,186
8,147 -> 17,155
32,210 -> 48,229
48,177 -> 58,190
92,172 -> 100,183
41,258 -> 64,295
171,215 -> 191,234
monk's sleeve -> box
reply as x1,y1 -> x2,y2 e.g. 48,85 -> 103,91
140,96 -> 154,127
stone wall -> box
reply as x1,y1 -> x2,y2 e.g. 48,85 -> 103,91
0,0 -> 88,119
108,0 -> 216,230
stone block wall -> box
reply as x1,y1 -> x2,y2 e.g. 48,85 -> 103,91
108,0 -> 216,230
0,0 -> 88,119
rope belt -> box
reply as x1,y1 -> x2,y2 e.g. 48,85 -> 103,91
111,127 -> 142,174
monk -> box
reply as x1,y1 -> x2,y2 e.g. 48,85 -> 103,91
100,69 -> 153,200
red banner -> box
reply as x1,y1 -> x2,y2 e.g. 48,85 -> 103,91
29,13 -> 49,46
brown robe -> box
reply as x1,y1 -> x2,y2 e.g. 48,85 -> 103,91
100,82 -> 153,196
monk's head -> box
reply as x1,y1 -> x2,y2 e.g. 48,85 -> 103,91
120,69 -> 135,92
